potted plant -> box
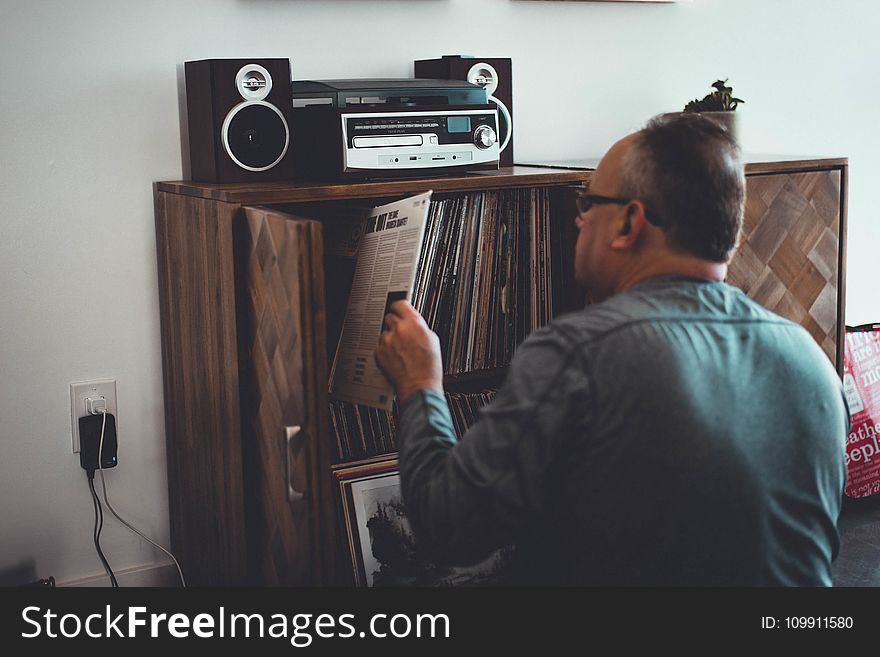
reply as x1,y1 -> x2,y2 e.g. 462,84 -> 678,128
682,79 -> 744,142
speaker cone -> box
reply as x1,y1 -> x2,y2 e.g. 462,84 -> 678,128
222,101 -> 290,171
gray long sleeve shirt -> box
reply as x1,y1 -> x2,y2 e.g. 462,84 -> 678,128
397,276 -> 849,585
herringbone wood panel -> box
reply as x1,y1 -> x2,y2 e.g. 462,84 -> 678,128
240,207 -> 336,585
727,171 -> 841,364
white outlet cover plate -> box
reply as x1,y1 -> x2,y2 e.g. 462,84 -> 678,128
70,378 -> 117,453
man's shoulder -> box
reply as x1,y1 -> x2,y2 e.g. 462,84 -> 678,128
548,276 -> 802,345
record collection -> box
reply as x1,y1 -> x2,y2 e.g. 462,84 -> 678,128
411,188 -> 559,374
328,185 -> 563,462
330,390 -> 497,462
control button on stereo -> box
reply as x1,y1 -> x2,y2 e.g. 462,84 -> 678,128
473,125 -> 497,149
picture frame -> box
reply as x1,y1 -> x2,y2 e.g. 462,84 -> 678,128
334,457 -> 514,586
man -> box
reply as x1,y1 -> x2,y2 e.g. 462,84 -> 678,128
375,113 -> 849,586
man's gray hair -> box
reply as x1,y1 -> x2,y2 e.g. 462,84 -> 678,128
618,112 -> 745,262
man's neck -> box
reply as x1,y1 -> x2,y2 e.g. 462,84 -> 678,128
614,254 -> 727,296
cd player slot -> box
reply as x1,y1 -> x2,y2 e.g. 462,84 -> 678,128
352,135 -> 423,148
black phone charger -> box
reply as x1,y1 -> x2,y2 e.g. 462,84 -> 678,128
79,413 -> 118,475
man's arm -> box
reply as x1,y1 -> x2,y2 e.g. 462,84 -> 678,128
377,301 -> 589,565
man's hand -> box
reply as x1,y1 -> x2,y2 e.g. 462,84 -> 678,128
375,300 -> 444,403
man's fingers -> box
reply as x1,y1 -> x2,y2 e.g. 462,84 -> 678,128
383,312 -> 399,331
389,299 -> 417,318
390,300 -> 433,331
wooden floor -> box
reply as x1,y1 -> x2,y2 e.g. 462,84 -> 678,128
832,495 -> 880,586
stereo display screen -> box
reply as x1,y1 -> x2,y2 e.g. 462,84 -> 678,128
447,116 -> 471,133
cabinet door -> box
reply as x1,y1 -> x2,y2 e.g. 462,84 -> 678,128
727,169 -> 843,369
238,206 -> 336,585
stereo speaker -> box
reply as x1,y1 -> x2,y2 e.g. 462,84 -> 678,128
184,58 -> 294,183
414,55 -> 514,167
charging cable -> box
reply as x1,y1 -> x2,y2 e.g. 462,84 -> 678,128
95,408 -> 187,587
87,462 -> 118,588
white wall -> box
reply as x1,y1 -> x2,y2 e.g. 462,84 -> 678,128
1,0 -> 878,586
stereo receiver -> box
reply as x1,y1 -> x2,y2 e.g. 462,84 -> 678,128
291,79 -> 500,179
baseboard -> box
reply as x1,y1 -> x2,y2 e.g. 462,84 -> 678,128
60,561 -> 182,588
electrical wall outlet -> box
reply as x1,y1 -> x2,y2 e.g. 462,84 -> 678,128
70,378 -> 117,453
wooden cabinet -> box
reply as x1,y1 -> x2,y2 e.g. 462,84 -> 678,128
154,167 -> 587,585
154,157 -> 847,586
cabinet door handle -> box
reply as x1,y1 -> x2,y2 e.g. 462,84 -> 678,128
284,425 -> 307,503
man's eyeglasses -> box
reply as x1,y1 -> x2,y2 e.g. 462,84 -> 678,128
575,192 -> 631,216
575,191 -> 663,226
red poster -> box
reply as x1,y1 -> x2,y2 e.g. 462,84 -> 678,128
843,325 -> 880,498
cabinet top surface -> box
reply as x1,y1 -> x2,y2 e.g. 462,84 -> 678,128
520,154 -> 848,173
156,156 -> 847,205
155,166 -> 591,204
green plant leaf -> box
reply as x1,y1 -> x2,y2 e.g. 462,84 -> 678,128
685,79 -> 743,112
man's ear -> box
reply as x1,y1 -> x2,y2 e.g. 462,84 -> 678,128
610,201 -> 649,250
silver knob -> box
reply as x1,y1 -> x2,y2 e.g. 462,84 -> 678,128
473,125 -> 496,150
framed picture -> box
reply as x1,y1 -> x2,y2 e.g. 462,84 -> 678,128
334,457 -> 514,586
